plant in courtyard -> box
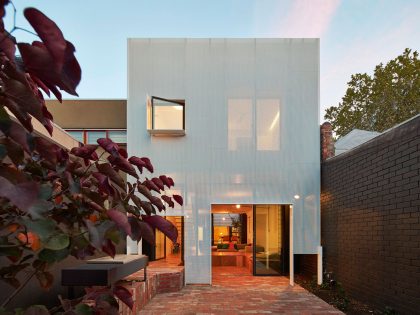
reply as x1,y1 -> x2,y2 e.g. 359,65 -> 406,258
325,48 -> 420,137
0,1 -> 182,313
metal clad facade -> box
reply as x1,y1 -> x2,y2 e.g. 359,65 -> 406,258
127,38 -> 320,284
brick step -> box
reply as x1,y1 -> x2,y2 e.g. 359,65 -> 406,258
89,266 -> 185,315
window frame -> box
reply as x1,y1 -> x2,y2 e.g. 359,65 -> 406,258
148,96 -> 186,136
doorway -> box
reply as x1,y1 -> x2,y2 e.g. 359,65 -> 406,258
142,216 -> 184,266
211,204 -> 289,278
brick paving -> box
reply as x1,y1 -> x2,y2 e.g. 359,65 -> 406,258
140,266 -> 343,314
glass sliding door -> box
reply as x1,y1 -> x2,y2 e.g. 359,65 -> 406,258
155,229 -> 166,260
253,205 -> 289,275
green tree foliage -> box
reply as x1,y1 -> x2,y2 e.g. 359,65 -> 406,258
325,49 -> 420,138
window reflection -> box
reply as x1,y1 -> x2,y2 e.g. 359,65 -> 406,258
228,99 -> 253,151
108,130 -> 127,144
257,99 -> 280,151
87,131 -> 106,144
67,131 -> 84,143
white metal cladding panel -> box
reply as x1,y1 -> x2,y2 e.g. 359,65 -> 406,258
127,38 -> 320,284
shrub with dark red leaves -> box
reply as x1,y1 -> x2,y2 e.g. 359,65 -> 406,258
0,2 -> 182,313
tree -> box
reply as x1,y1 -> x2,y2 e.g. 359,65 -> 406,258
0,2 -> 182,313
324,48 -> 420,138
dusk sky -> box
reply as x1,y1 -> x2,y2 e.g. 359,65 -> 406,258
4,0 -> 420,121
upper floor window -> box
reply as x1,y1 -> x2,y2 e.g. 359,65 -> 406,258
147,96 -> 185,136
66,129 -> 127,145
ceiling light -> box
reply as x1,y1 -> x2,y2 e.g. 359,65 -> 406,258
236,204 -> 241,209
294,195 -> 300,200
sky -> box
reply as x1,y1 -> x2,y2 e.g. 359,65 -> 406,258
4,0 -> 420,122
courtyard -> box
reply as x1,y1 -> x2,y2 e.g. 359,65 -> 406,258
140,266 -> 342,314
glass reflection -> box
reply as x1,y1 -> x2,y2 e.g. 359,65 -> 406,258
257,99 -> 280,151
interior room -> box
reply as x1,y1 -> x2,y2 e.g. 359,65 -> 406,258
211,204 -> 290,278
211,204 -> 254,275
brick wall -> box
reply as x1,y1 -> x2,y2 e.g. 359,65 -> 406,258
295,254 -> 317,278
116,266 -> 185,314
321,115 -> 420,314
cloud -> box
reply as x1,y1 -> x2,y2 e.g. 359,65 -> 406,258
278,0 -> 341,37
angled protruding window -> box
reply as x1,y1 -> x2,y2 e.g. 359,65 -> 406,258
147,96 -> 185,136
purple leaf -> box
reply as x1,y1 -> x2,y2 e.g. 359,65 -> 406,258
140,200 -> 155,216
35,136 -> 68,164
107,209 -> 131,237
127,217 -> 141,242
128,156 -> 146,173
30,74 -> 50,97
113,285 -> 134,310
140,157 -> 154,173
92,172 -> 115,196
0,31 -> 16,61
151,177 -> 164,191
137,184 -> 152,200
118,148 -> 128,159
138,221 -> 155,245
159,175 -> 174,188
173,194 -> 183,206
0,177 -> 39,211
108,155 -> 138,179
70,144 -> 98,160
96,163 -> 125,189
18,41 -> 81,97
0,138 -> 23,164
129,193 -> 142,209
143,179 -> 160,193
3,64 -> 51,134
143,215 -> 178,243
150,196 -> 165,212
3,97 -> 33,133
97,138 -> 120,157
0,118 -> 31,152
24,8 -> 66,69
161,195 -> 174,208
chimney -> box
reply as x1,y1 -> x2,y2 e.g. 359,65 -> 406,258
321,122 -> 334,161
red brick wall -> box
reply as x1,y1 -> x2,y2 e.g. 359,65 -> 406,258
115,267 -> 185,315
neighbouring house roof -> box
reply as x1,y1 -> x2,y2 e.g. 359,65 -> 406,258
335,129 -> 381,156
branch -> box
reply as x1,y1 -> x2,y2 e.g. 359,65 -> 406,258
1,268 -> 37,308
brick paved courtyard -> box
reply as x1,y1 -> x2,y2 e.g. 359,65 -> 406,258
140,266 -> 343,314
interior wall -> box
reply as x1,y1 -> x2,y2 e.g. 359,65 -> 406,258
213,226 -> 229,243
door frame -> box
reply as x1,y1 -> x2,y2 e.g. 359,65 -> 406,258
210,203 -> 293,284
252,204 -> 291,276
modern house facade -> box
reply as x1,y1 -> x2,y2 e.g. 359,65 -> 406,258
127,38 -> 321,285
